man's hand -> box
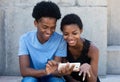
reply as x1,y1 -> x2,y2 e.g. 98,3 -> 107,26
46,60 -> 58,75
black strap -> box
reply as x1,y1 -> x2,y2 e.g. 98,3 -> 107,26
82,39 -> 90,55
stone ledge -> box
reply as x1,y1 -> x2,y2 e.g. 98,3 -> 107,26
0,75 -> 120,82
108,46 -> 120,51
100,75 -> 120,82
107,46 -> 120,74
0,76 -> 22,82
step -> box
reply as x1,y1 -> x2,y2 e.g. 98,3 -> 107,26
0,75 -> 120,82
0,76 -> 22,82
107,46 -> 120,74
100,75 -> 120,82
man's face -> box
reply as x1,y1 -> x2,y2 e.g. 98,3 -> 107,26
34,17 -> 56,43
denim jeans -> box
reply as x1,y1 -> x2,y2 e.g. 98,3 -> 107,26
22,75 -> 65,82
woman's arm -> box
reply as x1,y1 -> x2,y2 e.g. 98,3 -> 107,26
86,43 -> 99,82
19,55 -> 47,77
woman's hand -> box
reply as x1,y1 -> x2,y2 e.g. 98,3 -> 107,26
79,63 -> 91,81
46,60 -> 58,75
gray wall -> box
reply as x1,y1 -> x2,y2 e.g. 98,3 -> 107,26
0,0 -> 107,76
0,9 -> 5,75
106,0 -> 120,74
108,0 -> 120,45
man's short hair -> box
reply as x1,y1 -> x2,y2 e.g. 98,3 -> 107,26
32,1 -> 61,21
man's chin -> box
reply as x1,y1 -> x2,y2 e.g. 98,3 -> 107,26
44,36 -> 50,41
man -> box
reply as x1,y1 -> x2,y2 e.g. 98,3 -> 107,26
18,1 -> 66,82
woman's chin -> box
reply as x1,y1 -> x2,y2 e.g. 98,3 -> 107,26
68,43 -> 76,46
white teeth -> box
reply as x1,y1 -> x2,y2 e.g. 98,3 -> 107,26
68,40 -> 75,44
45,35 -> 50,37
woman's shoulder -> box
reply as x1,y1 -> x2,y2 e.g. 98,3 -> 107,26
87,40 -> 99,58
83,38 -> 98,51
89,42 -> 99,52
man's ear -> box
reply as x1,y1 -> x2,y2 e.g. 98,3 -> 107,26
80,29 -> 83,34
34,20 -> 38,27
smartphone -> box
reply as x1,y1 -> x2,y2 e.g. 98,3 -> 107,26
58,62 -> 80,71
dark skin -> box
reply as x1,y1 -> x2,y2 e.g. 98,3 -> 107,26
19,17 -> 63,78
61,24 -> 99,82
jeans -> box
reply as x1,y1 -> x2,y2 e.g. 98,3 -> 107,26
22,75 -> 65,82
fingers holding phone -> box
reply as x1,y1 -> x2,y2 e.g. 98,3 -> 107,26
58,62 -> 80,75
46,60 -> 58,75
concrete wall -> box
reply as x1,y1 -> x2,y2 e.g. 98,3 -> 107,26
3,6 -> 35,76
108,0 -> 120,45
0,0 -> 107,76
107,0 -> 120,74
0,9 -> 5,75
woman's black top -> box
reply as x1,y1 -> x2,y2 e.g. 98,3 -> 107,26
65,39 -> 100,82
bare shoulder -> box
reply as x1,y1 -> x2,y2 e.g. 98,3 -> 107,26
89,42 -> 99,52
88,42 -> 99,58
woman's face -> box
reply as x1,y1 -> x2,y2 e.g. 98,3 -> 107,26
62,24 -> 82,46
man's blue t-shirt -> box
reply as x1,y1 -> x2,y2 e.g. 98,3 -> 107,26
18,30 -> 67,70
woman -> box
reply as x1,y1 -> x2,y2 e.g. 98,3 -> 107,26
60,13 -> 100,82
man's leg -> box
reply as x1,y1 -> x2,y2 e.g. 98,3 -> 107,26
22,77 -> 38,82
48,76 -> 65,82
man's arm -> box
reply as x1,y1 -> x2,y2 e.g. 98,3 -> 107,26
19,55 -> 47,78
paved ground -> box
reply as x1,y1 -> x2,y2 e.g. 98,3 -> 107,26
0,75 -> 120,82
0,76 -> 22,82
100,75 -> 120,82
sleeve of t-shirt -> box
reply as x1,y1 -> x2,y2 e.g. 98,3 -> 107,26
18,36 -> 29,56
55,37 -> 67,57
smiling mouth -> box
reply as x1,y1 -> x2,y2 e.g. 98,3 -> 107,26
45,35 -> 50,37
68,40 -> 75,44
44,34 -> 51,39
